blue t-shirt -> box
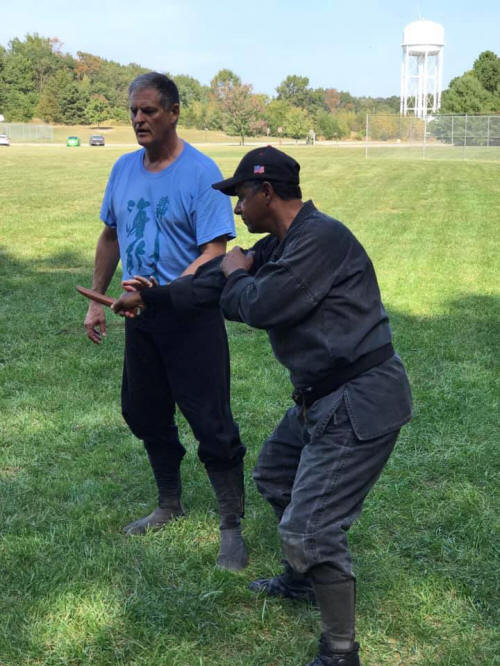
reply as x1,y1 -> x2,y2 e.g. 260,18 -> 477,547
100,141 -> 235,284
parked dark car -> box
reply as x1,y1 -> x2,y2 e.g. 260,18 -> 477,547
89,134 -> 105,146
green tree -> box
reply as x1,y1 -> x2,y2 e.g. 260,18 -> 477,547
8,34 -> 66,92
35,73 -> 63,121
0,45 -> 6,112
314,110 -> 348,140
0,34 -> 154,123
0,34 -> 71,120
277,74 -> 310,106
210,69 -> 241,102
338,91 -> 355,111
203,100 -> 224,130
220,83 -> 261,144
59,73 -> 89,123
264,99 -> 290,135
473,50 -> 500,94
283,106 -> 310,140
276,75 -> 327,114
35,69 -> 88,123
85,56 -> 147,119
86,94 -> 111,127
441,72 -> 496,113
171,74 -> 205,107
182,99 -> 223,131
0,52 -> 37,120
1,89 -> 36,121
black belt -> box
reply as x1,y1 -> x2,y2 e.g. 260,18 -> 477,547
292,343 -> 395,408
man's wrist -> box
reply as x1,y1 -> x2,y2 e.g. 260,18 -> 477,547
224,268 -> 249,286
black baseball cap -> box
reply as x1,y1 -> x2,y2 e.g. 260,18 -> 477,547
212,146 -> 300,196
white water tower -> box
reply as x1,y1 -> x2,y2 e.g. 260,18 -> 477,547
400,20 -> 445,117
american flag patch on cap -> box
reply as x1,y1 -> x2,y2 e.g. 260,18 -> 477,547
253,165 -> 265,174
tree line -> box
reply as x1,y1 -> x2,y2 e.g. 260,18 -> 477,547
0,35 -> 498,143
0,34 -> 399,140
440,50 -> 500,114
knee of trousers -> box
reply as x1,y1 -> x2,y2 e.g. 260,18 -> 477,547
122,408 -> 177,444
252,467 -> 291,509
278,523 -> 354,577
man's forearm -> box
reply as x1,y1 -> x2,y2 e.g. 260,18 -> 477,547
92,229 -> 120,293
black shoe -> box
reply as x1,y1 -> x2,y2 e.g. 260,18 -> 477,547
217,526 -> 249,571
305,639 -> 360,666
248,564 -> 316,602
122,504 -> 185,535
206,464 -> 248,571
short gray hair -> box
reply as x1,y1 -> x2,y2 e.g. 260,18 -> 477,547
128,72 -> 180,110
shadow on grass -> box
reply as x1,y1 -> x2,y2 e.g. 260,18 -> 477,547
0,246 -> 498,664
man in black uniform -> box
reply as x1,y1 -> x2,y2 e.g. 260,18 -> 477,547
112,146 -> 413,666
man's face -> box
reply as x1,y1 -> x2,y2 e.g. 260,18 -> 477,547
234,183 -> 270,234
129,87 -> 179,148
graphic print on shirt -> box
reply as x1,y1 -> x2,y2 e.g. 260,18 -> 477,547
124,196 -> 168,280
152,196 -> 169,280
125,198 -> 151,276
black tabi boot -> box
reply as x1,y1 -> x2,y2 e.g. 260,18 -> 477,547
306,565 -> 360,666
248,561 -> 316,602
123,454 -> 185,535
306,637 -> 360,666
206,463 -> 248,571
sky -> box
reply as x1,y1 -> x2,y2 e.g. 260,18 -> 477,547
1,0 -> 498,98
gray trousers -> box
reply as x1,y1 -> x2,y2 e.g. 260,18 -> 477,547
253,391 -> 399,577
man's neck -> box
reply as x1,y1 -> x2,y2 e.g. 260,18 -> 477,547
273,200 -> 304,240
143,134 -> 183,172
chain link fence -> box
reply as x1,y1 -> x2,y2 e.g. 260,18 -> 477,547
0,123 -> 53,142
365,114 -> 500,161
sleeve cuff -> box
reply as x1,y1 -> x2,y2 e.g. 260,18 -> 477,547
141,276 -> 210,313
141,285 -> 173,310
220,270 -> 253,321
224,268 -> 250,290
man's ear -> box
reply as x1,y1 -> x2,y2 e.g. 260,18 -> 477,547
261,181 -> 274,203
169,103 -> 180,120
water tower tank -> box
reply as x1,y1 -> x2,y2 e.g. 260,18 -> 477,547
400,20 -> 445,117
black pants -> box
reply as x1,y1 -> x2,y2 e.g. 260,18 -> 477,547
122,305 -> 245,471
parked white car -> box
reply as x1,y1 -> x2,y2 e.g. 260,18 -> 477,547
0,134 -> 10,146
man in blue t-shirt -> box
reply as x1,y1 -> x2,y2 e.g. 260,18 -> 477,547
84,72 -> 247,571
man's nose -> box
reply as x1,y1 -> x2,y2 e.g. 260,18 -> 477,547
134,110 -> 145,123
234,201 -> 241,215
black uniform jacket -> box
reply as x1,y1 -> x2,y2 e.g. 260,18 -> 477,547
142,201 -> 413,440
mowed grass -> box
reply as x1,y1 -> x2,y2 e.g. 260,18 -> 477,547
0,143 -> 499,665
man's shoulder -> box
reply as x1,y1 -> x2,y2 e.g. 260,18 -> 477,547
180,142 -> 223,178
298,203 -> 354,243
284,202 -> 367,264
111,149 -> 142,173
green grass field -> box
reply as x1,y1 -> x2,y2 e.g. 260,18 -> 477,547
0,143 -> 499,665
